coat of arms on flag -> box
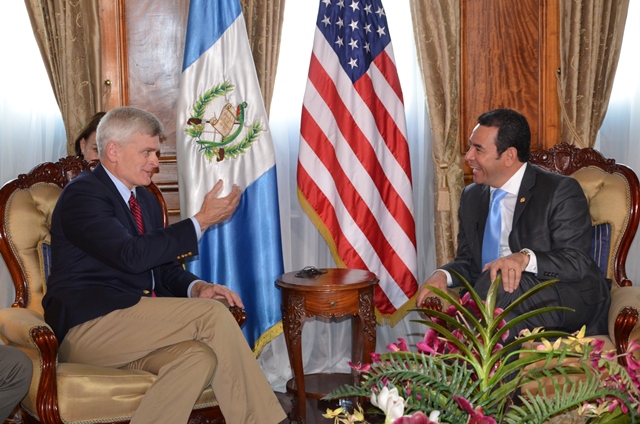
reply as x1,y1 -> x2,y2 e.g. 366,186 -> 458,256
185,82 -> 262,163
297,0 -> 418,325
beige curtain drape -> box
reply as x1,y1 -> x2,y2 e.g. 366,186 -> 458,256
24,0 -> 102,155
411,0 -> 464,266
241,0 -> 286,116
559,0 -> 629,148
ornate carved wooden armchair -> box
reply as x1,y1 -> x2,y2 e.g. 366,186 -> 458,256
423,143 -> 640,365
0,157 -> 246,424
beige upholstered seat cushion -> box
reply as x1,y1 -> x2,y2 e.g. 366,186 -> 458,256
21,363 -> 218,424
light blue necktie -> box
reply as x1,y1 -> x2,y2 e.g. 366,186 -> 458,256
482,188 -> 507,267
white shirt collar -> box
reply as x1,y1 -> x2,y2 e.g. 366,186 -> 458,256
495,162 -> 527,196
102,165 -> 137,205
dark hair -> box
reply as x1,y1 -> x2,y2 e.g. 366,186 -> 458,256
74,112 -> 107,157
477,108 -> 530,162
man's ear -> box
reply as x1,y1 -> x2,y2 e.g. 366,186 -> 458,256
505,146 -> 519,166
105,141 -> 119,162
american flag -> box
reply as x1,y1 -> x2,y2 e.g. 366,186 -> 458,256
297,0 -> 418,322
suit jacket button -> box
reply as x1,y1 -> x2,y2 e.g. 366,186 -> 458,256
143,290 -> 150,295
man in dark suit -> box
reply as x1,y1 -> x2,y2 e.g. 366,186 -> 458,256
417,108 -> 610,339
42,106 -> 285,424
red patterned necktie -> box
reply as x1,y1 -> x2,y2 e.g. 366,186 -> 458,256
128,192 -> 145,235
129,192 -> 155,297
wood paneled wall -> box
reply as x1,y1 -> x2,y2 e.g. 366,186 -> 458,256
460,0 -> 560,183
99,0 -> 561,216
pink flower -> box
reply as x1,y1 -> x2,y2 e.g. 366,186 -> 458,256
393,410 -> 442,423
459,292 -> 472,306
445,305 -> 458,316
460,292 -> 482,318
493,308 -> 509,341
417,329 -> 443,355
348,361 -> 371,373
446,329 -> 464,355
453,395 -> 496,424
388,338 -> 409,352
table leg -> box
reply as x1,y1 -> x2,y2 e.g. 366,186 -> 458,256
281,293 -> 306,423
360,290 -> 377,363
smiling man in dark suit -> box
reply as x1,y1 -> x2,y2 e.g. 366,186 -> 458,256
417,108 -> 610,340
42,106 -> 285,424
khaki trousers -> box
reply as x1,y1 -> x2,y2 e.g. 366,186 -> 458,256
59,297 -> 285,424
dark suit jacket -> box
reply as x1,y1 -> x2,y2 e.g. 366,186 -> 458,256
43,164 -> 200,342
442,163 -> 610,334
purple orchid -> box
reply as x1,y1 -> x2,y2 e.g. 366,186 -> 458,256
388,338 -> 410,352
348,361 -> 371,373
393,411 -> 442,424
453,395 -> 496,424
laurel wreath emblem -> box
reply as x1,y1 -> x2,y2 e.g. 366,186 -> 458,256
185,81 -> 262,162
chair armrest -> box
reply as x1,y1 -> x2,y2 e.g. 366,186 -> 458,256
609,286 -> 640,363
419,288 -> 463,312
0,307 -> 63,424
0,307 -> 52,348
215,299 -> 247,327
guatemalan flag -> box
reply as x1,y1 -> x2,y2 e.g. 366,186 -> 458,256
297,0 -> 418,324
176,0 -> 284,352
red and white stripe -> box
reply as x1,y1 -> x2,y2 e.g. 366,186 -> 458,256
297,26 -> 418,318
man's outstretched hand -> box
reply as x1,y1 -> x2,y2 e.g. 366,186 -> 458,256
194,180 -> 242,231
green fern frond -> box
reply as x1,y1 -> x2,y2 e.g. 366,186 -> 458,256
503,365 -> 635,424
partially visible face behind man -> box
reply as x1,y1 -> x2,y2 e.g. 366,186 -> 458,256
108,132 -> 160,190
465,124 -> 512,188
80,131 -> 99,161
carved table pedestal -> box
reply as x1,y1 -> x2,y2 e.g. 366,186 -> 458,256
276,268 -> 379,423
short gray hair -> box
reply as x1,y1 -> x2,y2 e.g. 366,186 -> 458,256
96,107 -> 165,156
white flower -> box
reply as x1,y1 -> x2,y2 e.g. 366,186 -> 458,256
429,410 -> 442,423
371,386 -> 406,423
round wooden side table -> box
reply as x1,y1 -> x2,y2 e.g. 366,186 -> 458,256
276,268 -> 379,423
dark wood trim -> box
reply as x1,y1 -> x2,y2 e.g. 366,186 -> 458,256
99,0 -> 129,109
538,0 -> 561,150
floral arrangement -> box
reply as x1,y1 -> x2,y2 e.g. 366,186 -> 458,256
323,275 -> 640,424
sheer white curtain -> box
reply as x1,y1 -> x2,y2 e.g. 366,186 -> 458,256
258,0 -> 436,391
0,3 -> 67,309
597,0 -> 640,287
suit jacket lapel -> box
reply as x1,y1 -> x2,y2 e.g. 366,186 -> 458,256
93,164 -> 139,234
512,163 -> 536,226
475,185 -> 492,251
